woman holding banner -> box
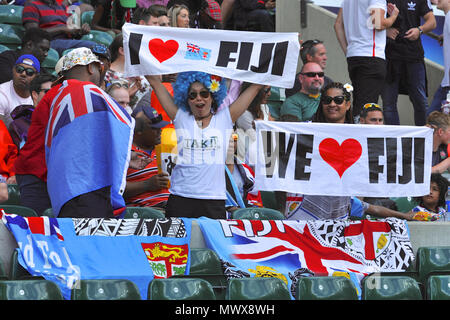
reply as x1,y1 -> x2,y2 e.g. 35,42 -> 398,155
285,82 -> 416,221
146,71 -> 262,219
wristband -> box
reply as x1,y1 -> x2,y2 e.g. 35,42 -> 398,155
418,27 -> 423,35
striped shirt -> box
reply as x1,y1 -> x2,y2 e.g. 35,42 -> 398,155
22,0 -> 68,38
125,146 -> 170,208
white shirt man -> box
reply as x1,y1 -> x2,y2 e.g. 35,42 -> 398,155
334,0 -> 399,120
0,54 -> 39,127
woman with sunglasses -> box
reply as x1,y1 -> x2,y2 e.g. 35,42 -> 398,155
146,71 -> 262,219
312,82 -> 353,124
285,81 -> 415,221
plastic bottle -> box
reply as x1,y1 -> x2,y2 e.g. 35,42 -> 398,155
155,127 -> 178,188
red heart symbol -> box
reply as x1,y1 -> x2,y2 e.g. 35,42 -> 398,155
319,138 -> 362,178
148,38 -> 179,63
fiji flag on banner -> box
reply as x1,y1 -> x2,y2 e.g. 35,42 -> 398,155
45,79 -> 134,217
197,217 -> 414,299
1,211 -> 192,299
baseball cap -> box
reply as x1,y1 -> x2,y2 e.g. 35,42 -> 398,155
131,105 -> 169,128
62,47 -> 101,72
91,44 -> 111,62
15,54 -> 40,73
120,0 -> 136,8
205,0 -> 222,21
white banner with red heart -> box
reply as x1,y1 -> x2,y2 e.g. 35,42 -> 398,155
253,121 -> 433,197
122,23 -> 300,88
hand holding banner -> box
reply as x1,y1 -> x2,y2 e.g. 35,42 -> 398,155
254,121 -> 433,197
122,23 -> 300,88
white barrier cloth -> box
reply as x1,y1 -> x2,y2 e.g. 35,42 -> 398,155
254,121 -> 433,197
122,23 -> 300,88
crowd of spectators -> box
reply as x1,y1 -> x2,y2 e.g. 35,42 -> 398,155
0,0 -> 447,223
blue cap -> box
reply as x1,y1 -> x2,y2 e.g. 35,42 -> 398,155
15,54 -> 40,73
131,105 -> 169,128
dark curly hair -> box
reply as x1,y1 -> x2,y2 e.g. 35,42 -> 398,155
415,173 -> 449,210
312,82 -> 353,124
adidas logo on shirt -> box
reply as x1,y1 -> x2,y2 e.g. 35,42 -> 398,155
407,1 -> 416,10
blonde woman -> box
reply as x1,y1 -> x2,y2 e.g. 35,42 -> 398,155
168,4 -> 190,27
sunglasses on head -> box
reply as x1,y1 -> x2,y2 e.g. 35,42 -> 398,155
322,95 -> 346,105
301,39 -> 322,48
15,65 -> 36,76
301,72 -> 325,78
188,90 -> 211,100
363,103 -> 382,110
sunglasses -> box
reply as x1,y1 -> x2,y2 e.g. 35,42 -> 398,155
188,90 -> 210,100
15,65 -> 36,76
363,103 -> 382,110
322,95 -> 346,105
301,72 -> 325,78
39,88 -> 50,94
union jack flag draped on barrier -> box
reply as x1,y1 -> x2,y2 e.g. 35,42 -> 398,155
197,217 -> 415,299
44,79 -> 134,216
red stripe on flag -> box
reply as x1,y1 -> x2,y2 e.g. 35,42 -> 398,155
233,245 -> 295,260
27,217 -> 45,236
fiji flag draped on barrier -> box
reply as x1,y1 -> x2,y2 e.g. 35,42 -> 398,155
1,211 -> 192,299
198,217 -> 414,299
45,79 -> 134,216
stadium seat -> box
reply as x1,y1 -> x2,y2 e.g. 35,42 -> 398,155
417,246 -> 450,283
296,276 -> 358,300
71,279 -> 141,300
427,275 -> 450,300
41,48 -> 59,73
172,248 -> 227,299
148,278 -> 216,300
226,277 -> 291,300
260,191 -> 281,211
124,207 -> 165,219
9,249 -> 41,280
390,197 -> 419,213
0,279 -> 63,300
0,44 -> 9,53
0,5 -> 23,25
41,208 -> 55,218
0,205 -> 38,217
0,257 -> 7,280
232,207 -> 285,220
189,248 -> 223,275
3,184 -> 21,205
0,24 -> 24,45
362,275 -> 422,300
81,10 -> 95,25
81,30 -> 113,47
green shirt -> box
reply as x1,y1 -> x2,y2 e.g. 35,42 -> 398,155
280,92 -> 321,122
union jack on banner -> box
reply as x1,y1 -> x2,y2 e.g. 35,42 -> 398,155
0,210 -> 64,241
45,80 -> 132,149
198,218 -> 415,299
186,43 -> 200,53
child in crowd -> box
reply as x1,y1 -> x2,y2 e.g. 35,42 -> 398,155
412,173 -> 449,221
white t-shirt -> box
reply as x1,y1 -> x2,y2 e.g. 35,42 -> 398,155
442,11 -> 450,88
170,107 -> 233,200
341,0 -> 387,59
0,80 -> 33,126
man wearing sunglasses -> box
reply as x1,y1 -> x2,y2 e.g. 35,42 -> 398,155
280,62 -> 324,122
0,55 -> 39,128
286,39 -> 333,98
